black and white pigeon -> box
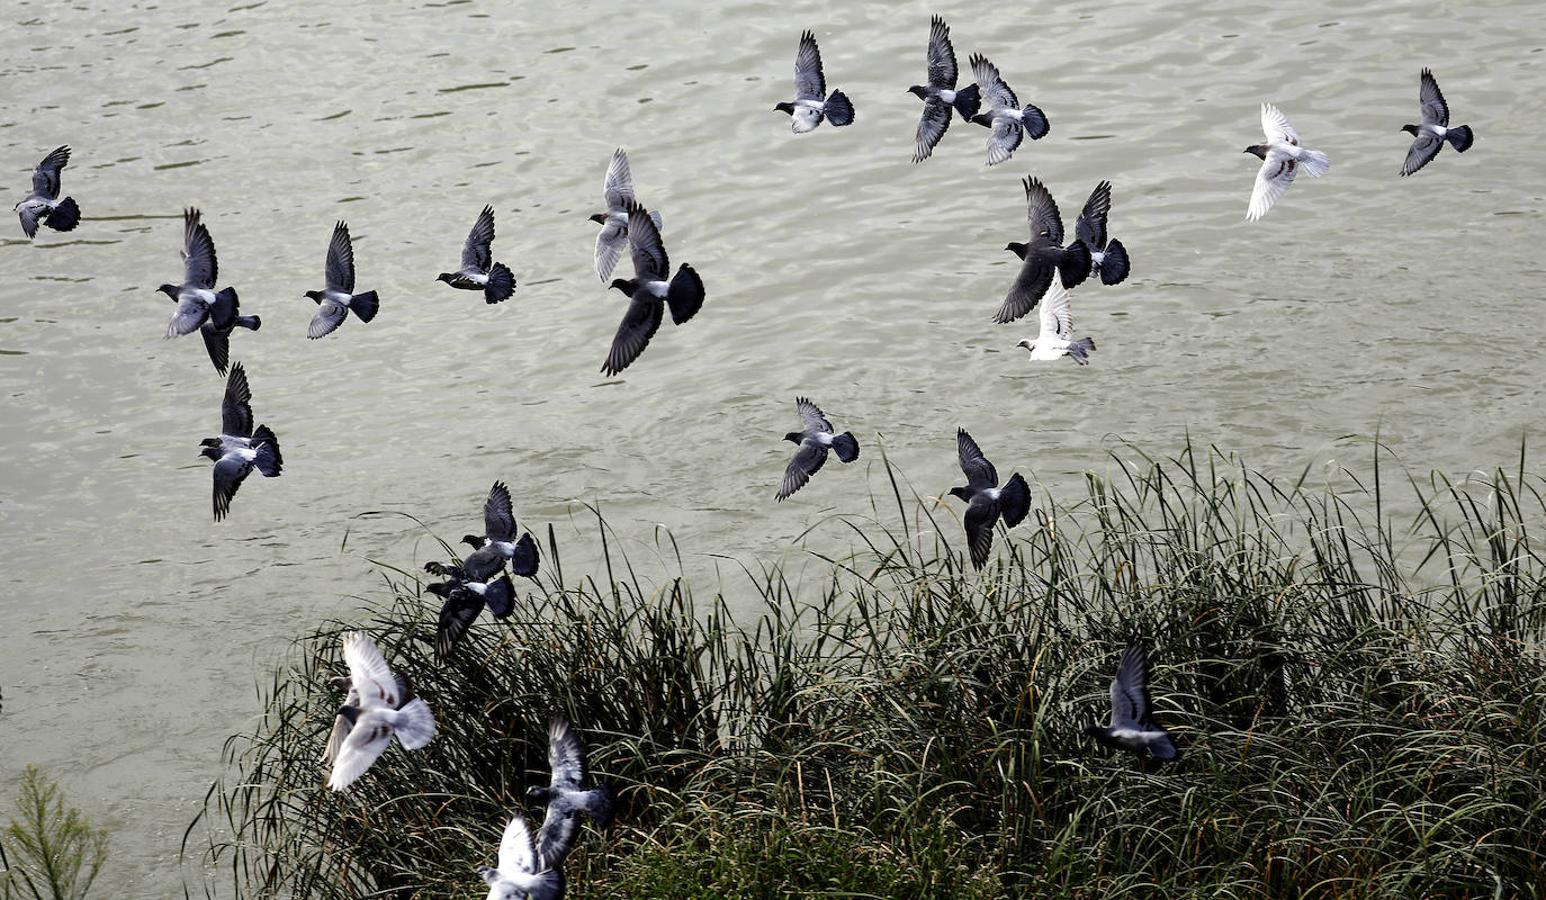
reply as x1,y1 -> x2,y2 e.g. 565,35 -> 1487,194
438,205 -> 516,303
425,481 -> 540,583
1400,68 -> 1474,177
477,812 -> 565,900
1073,181 -> 1130,286
199,362 -> 282,522
168,289 -> 259,376
305,221 -> 379,338
602,199 -> 704,376
777,396 -> 859,501
427,573 -> 516,661
774,30 -> 854,134
527,719 -> 613,870
1014,274 -> 1094,365
946,428 -> 1030,570
1243,103 -> 1329,221
907,15 -> 980,163
967,54 -> 1048,166
1083,643 -> 1180,763
326,631 -> 436,791
995,177 -> 1091,324
160,208 -> 239,339
14,145 -> 80,239
590,148 -> 662,283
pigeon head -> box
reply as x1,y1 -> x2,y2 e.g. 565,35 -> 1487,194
608,278 -> 636,296
1014,339 -> 1033,352
1400,123 -> 1421,136
436,273 -> 456,284
783,431 -> 804,445
199,437 -> 222,449
1243,144 -> 1269,161
969,112 -> 993,127
588,212 -> 607,225
198,446 -> 222,462
524,784 -> 551,803
460,534 -> 485,549
303,290 -> 323,303
335,704 -> 361,725
906,85 -> 929,99
947,486 -> 974,502
1004,241 -> 1028,259
156,284 -> 179,299
773,101 -> 795,116
327,675 -> 352,690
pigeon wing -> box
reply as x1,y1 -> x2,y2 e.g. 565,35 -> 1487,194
601,293 -> 664,376
794,30 -> 826,101
31,145 -> 69,200
957,428 -> 999,490
221,362 -> 255,437
435,592 -> 484,661
535,809 -> 579,871
777,440 -> 827,501
461,205 -> 496,273
1400,131 -> 1443,177
996,253 -> 1053,325
325,221 -> 355,294
548,719 -> 588,790
1418,67 -> 1449,127
484,481 -> 517,542
795,396 -> 834,435
182,208 -> 218,289
343,631 -> 403,710
1039,275 -> 1073,342
199,323 -> 231,375
307,301 -> 349,339
1108,644 -> 1150,727
1247,154 -> 1295,221
925,15 -> 958,88
1074,181 -> 1111,252
322,707 -> 354,765
624,200 -> 669,282
497,813 -> 539,876
603,147 -> 635,212
327,714 -> 393,790
1023,176 -> 1064,246
211,454 -> 251,521
594,218 -> 628,282
987,117 -> 1023,167
970,54 -> 1016,110
1260,102 -> 1300,146
962,495 -> 999,570
166,293 -> 210,338
913,97 -> 952,163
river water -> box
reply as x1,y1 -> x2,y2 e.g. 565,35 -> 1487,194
1,0 -> 1543,892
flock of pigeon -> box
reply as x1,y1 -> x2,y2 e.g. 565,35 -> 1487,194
10,13 -> 1475,896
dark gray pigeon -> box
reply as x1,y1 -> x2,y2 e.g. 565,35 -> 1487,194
14,145 -> 80,239
777,396 -> 859,501
590,148 -> 662,283
423,481 -> 539,584
438,205 -> 515,303
1400,68 -> 1473,177
1084,644 -> 1180,763
160,208 -> 239,339
477,812 -> 565,900
305,221 -> 379,338
995,177 -> 1091,324
946,428 -> 1030,570
907,15 -> 980,163
428,573 -> 515,661
527,719 -> 613,870
199,362 -> 282,521
1073,181 -> 1130,287
603,199 -> 704,376
167,289 -> 259,376
967,54 -> 1048,166
774,30 -> 854,134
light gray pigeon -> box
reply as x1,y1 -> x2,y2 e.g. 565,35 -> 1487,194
326,631 -> 436,791
160,208 -> 238,339
946,428 -> 1030,570
590,148 -> 663,283
907,15 -> 980,163
527,719 -> 613,869
199,362 -> 282,522
602,200 -> 704,376
1243,103 -> 1329,221
774,30 -> 854,133
1400,69 -> 1473,177
967,54 -> 1048,166
14,145 -> 80,238
477,812 -> 565,900
777,396 -> 860,501
438,205 -> 515,303
1083,643 -> 1180,763
305,221 -> 379,338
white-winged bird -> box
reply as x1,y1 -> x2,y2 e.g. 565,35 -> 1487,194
477,812 -> 565,900
527,719 -> 613,870
1244,103 -> 1329,221
590,148 -> 663,283
325,631 -> 436,791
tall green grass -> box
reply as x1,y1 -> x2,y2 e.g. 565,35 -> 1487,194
183,441 -> 1546,898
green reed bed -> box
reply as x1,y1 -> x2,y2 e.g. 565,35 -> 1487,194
184,442 -> 1546,898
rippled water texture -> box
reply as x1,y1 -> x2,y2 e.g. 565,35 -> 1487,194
2,0 -> 1544,891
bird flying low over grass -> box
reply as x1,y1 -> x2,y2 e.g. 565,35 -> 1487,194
947,429 -> 1031,570
775,30 -> 854,133
325,631 -> 436,791
1243,103 -> 1329,221
439,205 -> 516,303
14,145 -> 80,239
1084,643 -> 1180,763
777,396 -> 860,501
423,481 -> 540,585
427,573 -> 515,662
1400,68 -> 1473,177
477,812 -> 565,900
527,719 -> 613,871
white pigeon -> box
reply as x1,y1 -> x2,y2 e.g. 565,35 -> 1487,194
1014,272 -> 1095,365
1083,644 -> 1180,762
477,812 -> 565,900
1243,103 -> 1329,221
325,631 -> 435,791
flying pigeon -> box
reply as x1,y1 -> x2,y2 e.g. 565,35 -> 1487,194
428,573 -> 516,661
602,199 -> 704,376
199,362 -> 282,522
477,812 -> 565,900
996,177 -> 1091,324
424,481 -> 540,585
326,631 -> 436,791
527,719 -> 613,870
14,145 -> 80,238
1244,103 -> 1329,221
774,30 -> 854,133
590,148 -> 663,283
166,289 -> 259,376
1083,643 -> 1180,763
1073,181 -> 1130,286
946,428 -> 1030,570
777,396 -> 859,501
305,221 -> 380,338
1400,68 -> 1473,176
1015,274 -> 1094,365
967,54 -> 1048,166
907,15 -> 980,163
160,208 -> 238,339
438,205 -> 516,303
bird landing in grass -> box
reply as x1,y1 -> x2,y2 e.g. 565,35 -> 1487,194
1084,643 -> 1180,763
